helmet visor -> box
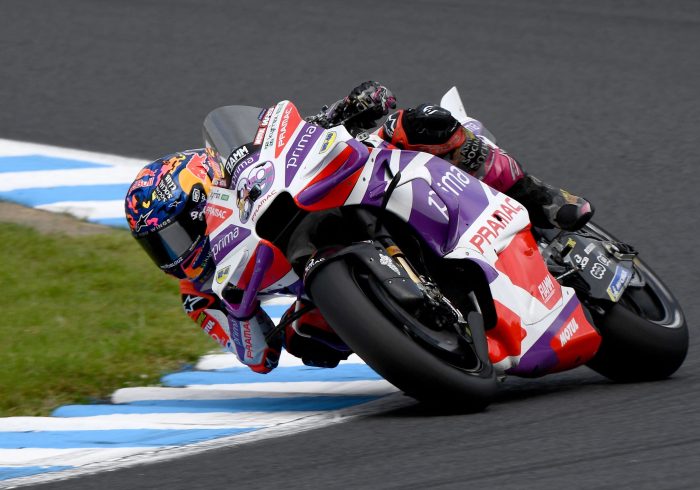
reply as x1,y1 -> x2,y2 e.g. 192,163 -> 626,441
135,216 -> 206,271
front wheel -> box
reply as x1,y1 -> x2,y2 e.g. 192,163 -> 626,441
584,225 -> 689,381
307,259 -> 498,412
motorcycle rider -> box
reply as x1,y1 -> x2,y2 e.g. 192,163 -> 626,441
125,82 -> 594,374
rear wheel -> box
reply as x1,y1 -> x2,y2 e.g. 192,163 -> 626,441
307,259 -> 498,412
584,224 -> 688,381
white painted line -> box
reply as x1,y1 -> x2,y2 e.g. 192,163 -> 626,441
0,167 -> 142,192
36,200 -> 126,220
113,381 -> 396,403
0,447 -> 159,467
182,381 -> 397,396
1,393 -> 413,489
0,138 -> 146,169
110,387 -> 301,403
0,412 -> 320,432
195,352 -> 365,370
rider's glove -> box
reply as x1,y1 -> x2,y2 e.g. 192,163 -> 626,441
227,308 -> 282,374
307,81 -> 396,133
343,81 -> 397,128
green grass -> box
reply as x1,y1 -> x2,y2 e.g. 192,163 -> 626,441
0,222 -> 214,416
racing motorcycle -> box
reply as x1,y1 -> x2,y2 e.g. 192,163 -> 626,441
200,88 -> 688,411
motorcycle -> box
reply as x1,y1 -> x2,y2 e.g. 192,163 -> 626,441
200,88 -> 688,411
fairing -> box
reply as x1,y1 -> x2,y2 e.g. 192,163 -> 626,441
202,99 -> 601,377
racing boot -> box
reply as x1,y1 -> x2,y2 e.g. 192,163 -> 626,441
283,301 -> 352,368
506,174 -> 594,231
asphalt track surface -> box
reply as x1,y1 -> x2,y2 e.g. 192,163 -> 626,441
2,0 -> 699,488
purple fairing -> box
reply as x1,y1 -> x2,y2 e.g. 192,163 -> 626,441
296,139 -> 369,206
355,148 -> 500,287
210,225 -> 252,263
223,243 -> 274,320
405,178 -> 450,252
285,123 -> 324,186
426,159 -> 490,252
506,296 -> 579,376
469,258 -> 499,283
357,150 -> 493,256
411,156 -> 490,254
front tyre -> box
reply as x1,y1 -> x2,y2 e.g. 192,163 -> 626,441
307,259 -> 498,412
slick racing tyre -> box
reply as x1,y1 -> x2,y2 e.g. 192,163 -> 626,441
307,259 -> 498,412
585,224 -> 689,382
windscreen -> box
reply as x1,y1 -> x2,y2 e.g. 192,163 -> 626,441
202,105 -> 264,169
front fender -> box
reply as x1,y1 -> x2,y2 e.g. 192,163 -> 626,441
303,241 -> 424,308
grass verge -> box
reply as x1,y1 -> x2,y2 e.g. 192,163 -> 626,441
0,221 -> 214,416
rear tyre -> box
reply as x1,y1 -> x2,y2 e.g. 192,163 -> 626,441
584,225 -> 689,381
308,259 -> 498,412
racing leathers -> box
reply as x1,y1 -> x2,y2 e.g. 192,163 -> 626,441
179,253 -> 282,374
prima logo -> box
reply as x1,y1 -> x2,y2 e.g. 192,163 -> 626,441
433,166 -> 470,197
286,126 -> 318,169
210,225 -> 250,262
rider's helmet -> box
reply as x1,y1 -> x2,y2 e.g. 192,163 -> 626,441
379,104 -> 466,155
125,150 -> 220,281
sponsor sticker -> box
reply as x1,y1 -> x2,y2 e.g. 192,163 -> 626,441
225,145 -> 250,175
379,253 -> 401,275
254,127 -> 266,146
559,318 -> 579,347
590,262 -> 606,279
204,203 -> 233,232
597,254 -> 612,266
285,124 -> 322,186
154,173 -> 177,201
607,266 -> 631,302
468,197 -> 524,254
319,131 -> 337,154
304,256 -> 325,277
235,160 -> 275,223
538,275 -> 556,303
216,265 -> 231,284
263,103 -> 285,150
210,224 -> 251,262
